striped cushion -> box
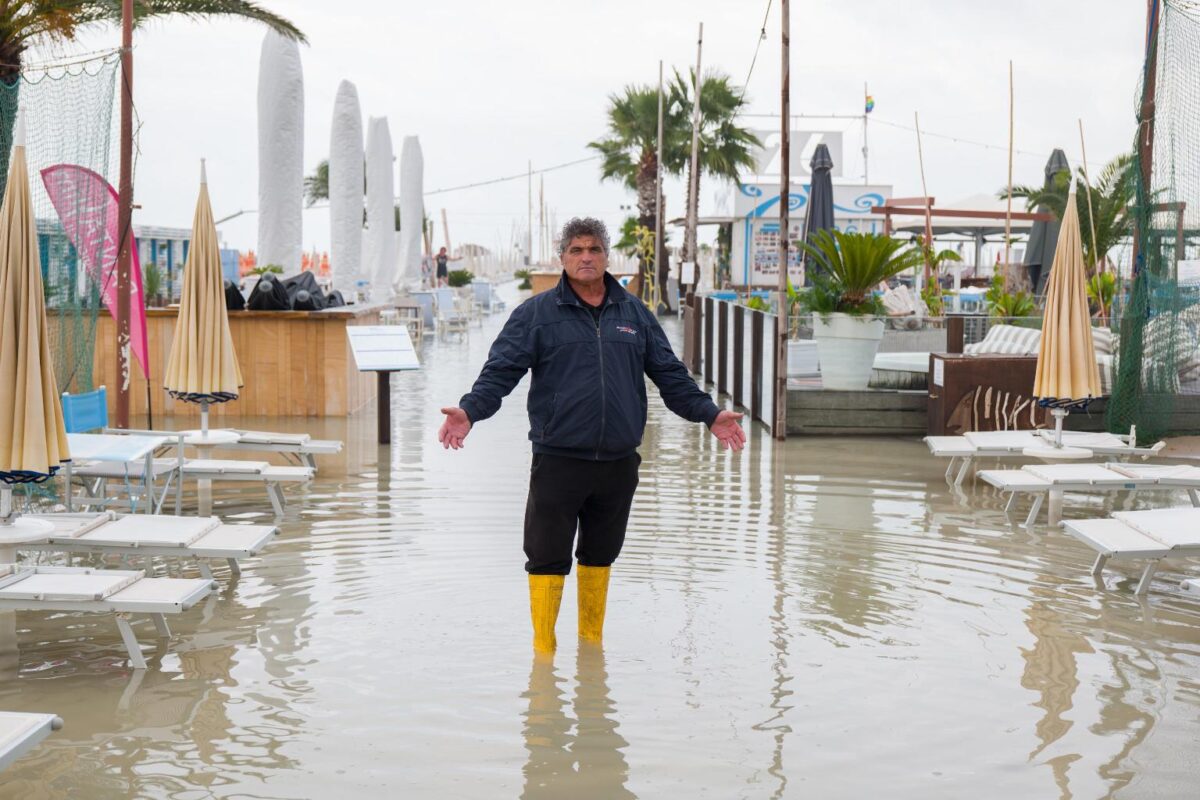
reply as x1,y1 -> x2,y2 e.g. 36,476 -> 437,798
1090,326 -> 1115,355
964,324 -> 1042,355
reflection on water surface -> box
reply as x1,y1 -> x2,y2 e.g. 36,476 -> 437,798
3,292 -> 1199,798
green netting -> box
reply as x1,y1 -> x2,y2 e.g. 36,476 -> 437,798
0,53 -> 119,396
1106,0 -> 1200,442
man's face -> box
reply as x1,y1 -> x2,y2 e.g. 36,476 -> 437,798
562,235 -> 608,283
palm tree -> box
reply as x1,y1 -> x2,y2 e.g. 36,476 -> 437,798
0,1 -> 305,193
304,158 -> 328,207
668,67 -> 761,219
1003,153 -> 1136,274
589,69 -> 758,304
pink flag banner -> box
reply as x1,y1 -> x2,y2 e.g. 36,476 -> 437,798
40,164 -> 149,379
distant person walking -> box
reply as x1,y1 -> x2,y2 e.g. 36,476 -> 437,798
438,217 -> 745,654
435,246 -> 461,287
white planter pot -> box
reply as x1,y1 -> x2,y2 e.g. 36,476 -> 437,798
813,313 -> 885,390
787,340 -> 820,377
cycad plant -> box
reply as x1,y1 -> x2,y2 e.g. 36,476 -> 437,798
796,230 -> 924,316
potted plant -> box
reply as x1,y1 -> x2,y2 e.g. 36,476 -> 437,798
797,230 -> 925,390
447,268 -> 475,289
143,261 -> 163,307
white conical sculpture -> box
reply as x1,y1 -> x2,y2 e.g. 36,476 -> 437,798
329,80 -> 364,294
364,116 -> 396,300
257,30 -> 304,273
396,135 -> 424,294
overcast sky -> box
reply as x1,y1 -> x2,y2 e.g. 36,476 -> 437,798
46,0 -> 1147,257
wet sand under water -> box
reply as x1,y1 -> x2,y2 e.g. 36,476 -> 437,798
3,295 -> 1200,799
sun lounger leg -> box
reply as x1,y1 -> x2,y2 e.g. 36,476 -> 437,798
1090,553 -> 1109,578
151,614 -> 171,639
1004,492 -> 1018,514
266,484 -> 285,517
1189,489 -> 1200,508
1024,494 -> 1045,531
955,457 -> 973,487
115,614 -> 147,669
1047,489 -> 1064,526
1135,561 -> 1158,596
198,562 -> 213,581
197,477 -> 213,517
945,457 -> 957,481
227,558 -> 242,578
302,453 -> 317,471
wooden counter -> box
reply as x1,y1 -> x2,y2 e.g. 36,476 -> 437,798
93,305 -> 385,419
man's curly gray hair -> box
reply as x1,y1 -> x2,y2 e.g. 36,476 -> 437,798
558,217 -> 610,257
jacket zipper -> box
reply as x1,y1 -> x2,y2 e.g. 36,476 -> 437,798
594,304 -> 608,460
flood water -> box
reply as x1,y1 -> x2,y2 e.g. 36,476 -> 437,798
3,287 -> 1200,798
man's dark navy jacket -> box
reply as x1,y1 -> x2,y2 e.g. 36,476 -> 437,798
459,272 -> 720,461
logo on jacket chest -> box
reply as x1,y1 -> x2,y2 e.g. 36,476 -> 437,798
615,325 -> 638,336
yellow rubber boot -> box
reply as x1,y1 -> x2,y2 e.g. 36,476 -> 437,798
577,564 -> 611,643
529,574 -> 565,653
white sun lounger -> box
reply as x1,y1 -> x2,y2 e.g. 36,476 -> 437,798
926,429 -> 1164,487
1063,507 -> 1200,595
0,564 -> 215,669
214,430 -> 343,470
0,712 -> 62,773
181,460 -> 312,516
22,512 -> 277,580
980,462 -> 1200,529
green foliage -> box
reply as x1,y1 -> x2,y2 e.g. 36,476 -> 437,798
143,261 -> 162,302
921,283 -> 944,317
614,216 -> 641,257
0,1 -> 305,79
588,69 -> 759,234
1002,153 -> 1136,272
985,275 -> 1037,321
1087,270 -> 1117,315
514,268 -> 531,290
304,159 -> 328,207
251,264 -> 283,276
447,269 -> 475,288
795,230 -> 924,316
743,295 -> 770,312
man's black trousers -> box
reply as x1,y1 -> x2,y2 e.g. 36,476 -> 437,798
524,452 -> 641,575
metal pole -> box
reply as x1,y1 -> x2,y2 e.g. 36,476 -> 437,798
115,0 -> 134,428
441,208 -> 451,254
539,176 -> 545,264
774,0 -> 790,440
1005,60 -> 1014,291
1135,0 -> 1160,277
527,161 -> 533,266
863,82 -> 869,185
656,59 -> 665,309
684,22 -> 704,305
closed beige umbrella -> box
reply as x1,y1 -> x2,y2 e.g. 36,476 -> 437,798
163,160 -> 243,434
1033,186 -> 1101,446
0,112 -> 67,542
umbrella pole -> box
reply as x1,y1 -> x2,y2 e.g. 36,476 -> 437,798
200,400 -> 209,438
1051,407 -> 1067,448
0,485 -> 11,526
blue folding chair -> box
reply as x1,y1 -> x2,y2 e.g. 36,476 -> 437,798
61,388 -> 185,515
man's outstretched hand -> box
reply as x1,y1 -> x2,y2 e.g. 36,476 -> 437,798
439,407 -> 472,450
709,410 -> 747,451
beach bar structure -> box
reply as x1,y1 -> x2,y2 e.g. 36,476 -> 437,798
92,304 -> 387,419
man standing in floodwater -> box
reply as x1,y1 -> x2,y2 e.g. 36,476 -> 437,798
438,217 -> 746,653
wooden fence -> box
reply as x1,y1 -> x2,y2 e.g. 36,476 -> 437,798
684,295 -> 778,433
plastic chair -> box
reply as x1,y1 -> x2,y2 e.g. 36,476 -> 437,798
61,386 -> 108,433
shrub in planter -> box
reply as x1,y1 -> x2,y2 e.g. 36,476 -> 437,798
448,269 -> 475,288
514,269 -> 532,290
797,230 -> 925,390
